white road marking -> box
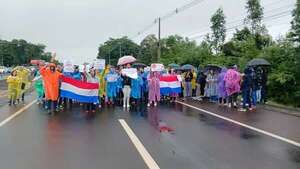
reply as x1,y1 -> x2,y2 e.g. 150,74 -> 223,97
0,100 -> 37,127
176,101 -> 300,148
118,119 -> 160,169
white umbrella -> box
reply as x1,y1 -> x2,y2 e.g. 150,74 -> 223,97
117,55 -> 136,66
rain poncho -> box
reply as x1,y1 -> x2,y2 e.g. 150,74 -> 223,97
86,72 -> 99,83
105,71 -> 119,98
14,66 -> 30,97
40,66 -> 62,101
6,75 -> 21,101
131,75 -> 143,99
97,68 -> 109,97
33,71 -> 44,98
206,73 -> 218,97
142,71 -> 149,92
148,72 -> 160,102
217,68 -> 227,98
224,69 -> 241,96
191,71 -> 197,90
71,71 -> 82,81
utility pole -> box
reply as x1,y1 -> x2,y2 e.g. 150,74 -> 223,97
157,17 -> 161,63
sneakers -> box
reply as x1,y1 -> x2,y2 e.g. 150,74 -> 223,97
147,103 -> 150,107
233,102 -> 237,108
238,108 -> 247,112
126,104 -> 130,108
123,104 -> 126,108
154,102 -> 157,106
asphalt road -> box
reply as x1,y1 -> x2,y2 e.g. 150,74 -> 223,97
0,94 -> 299,169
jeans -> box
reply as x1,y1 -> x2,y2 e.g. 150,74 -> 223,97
252,90 -> 257,107
256,88 -> 261,103
123,85 -> 131,106
47,100 -> 57,112
242,90 -> 251,108
185,82 -> 192,97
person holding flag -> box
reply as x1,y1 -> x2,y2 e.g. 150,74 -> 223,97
40,62 -> 62,115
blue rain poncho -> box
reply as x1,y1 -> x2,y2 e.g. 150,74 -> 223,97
131,75 -> 144,99
105,71 -> 119,98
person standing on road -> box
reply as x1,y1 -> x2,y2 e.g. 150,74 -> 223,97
32,70 -> 44,105
121,64 -> 132,108
217,68 -> 227,105
105,66 -> 119,105
148,71 -> 160,107
224,65 -> 241,108
191,69 -> 197,97
169,69 -> 179,103
40,63 -> 62,115
184,70 -> 193,99
131,69 -> 144,108
84,67 -> 99,115
239,67 -> 253,112
6,70 -> 21,106
14,66 -> 30,104
206,69 -> 218,102
196,70 -> 207,97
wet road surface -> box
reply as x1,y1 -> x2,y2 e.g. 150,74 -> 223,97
0,94 -> 299,169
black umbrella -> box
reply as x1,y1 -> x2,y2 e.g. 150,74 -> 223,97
247,58 -> 270,67
132,63 -> 147,68
203,64 -> 222,73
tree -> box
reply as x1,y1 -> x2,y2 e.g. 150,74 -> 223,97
0,39 -> 51,66
97,37 -> 140,65
210,8 -> 226,54
245,0 -> 265,34
139,34 -> 158,64
290,0 -> 300,45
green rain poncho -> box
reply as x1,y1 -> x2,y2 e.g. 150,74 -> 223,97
33,71 -> 44,98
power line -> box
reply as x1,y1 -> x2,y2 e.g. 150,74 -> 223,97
189,9 -> 293,40
130,0 -> 205,39
185,3 -> 294,37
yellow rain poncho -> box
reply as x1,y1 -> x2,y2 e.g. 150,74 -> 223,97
6,75 -> 21,101
191,71 -> 197,90
14,66 -> 30,97
97,66 -> 109,97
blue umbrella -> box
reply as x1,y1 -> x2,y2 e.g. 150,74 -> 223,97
181,64 -> 194,70
168,63 -> 180,69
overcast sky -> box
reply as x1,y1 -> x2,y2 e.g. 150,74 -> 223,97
0,0 -> 296,64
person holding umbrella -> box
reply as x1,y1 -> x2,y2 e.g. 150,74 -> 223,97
196,70 -> 207,96
183,69 -> 193,99
121,63 -> 133,108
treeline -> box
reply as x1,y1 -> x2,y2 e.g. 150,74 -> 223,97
98,0 -> 300,107
0,39 -> 52,66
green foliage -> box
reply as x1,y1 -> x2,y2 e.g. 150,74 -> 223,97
210,8 -> 226,53
245,0 -> 265,34
290,0 -> 300,44
97,37 -> 140,65
261,39 -> 300,106
139,34 -> 158,64
0,39 -> 51,66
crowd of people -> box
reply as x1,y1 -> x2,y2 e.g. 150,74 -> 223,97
6,61 -> 268,116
